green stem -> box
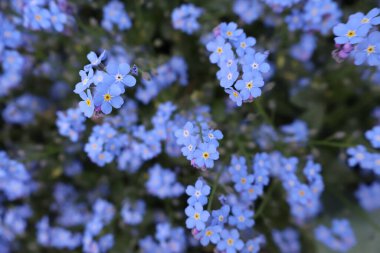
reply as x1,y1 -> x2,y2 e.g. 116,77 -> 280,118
196,122 -> 204,143
254,99 -> 272,126
254,181 -> 279,219
207,168 -> 224,212
308,140 -> 353,149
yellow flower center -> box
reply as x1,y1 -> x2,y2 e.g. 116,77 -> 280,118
217,47 -> 223,54
86,99 -> 91,106
240,42 -> 247,48
248,188 -> 255,194
202,152 -> 209,159
99,153 -> 105,160
238,215 -> 245,222
226,31 -> 233,37
194,212 -> 200,220
240,178 -> 247,184
346,30 -> 356,38
233,91 -> 239,97
299,190 -> 305,197
206,230 -> 213,236
246,81 -> 253,89
361,17 -> 369,23
366,45 -> 375,54
103,93 -> 111,102
35,14 -> 42,21
218,215 -> 224,222
227,238 -> 234,246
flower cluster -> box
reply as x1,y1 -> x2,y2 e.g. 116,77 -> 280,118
206,22 -> 270,106
37,195 -> 115,252
315,219 -> 356,252
0,14 -> 24,97
101,0 -> 132,32
233,0 -> 263,24
139,223 -> 187,252
347,125 -> 380,174
333,8 -> 380,65
285,0 -> 342,35
184,175 -> 266,252
289,34 -> 317,62
145,164 -> 184,199
272,228 -> 301,253
74,51 -> 136,118
121,199 -> 146,225
0,151 -> 35,200
347,125 -> 380,213
0,205 -> 33,253
262,0 -> 301,12
14,1 -> 69,32
56,107 -> 86,142
176,121 -> 223,169
171,4 -> 203,35
136,56 -> 188,104
278,157 -> 324,222
83,101 -> 177,167
2,94 -> 48,125
355,182 -> 380,211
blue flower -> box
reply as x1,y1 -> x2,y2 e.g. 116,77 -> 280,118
204,129 -> 223,147
102,1 -> 132,31
232,172 -> 254,192
185,202 -> 210,231
228,206 -> 255,230
94,83 -> 124,114
196,225 -> 222,246
74,69 -> 94,94
226,89 -> 243,106
171,4 -> 203,34
220,22 -> 243,41
211,205 -> 230,225
186,179 -> 211,206
193,143 -> 219,169
242,52 -> 270,77
206,37 -> 233,64
49,2 -> 67,32
242,236 -> 266,253
121,199 -> 146,225
235,72 -> 264,100
175,121 -> 196,145
25,6 -> 51,30
217,229 -> 244,253
289,184 -> 311,205
314,219 -> 356,252
303,160 -> 322,182
228,155 -> 248,175
333,20 -> 370,44
105,61 -> 136,92
346,145 -> 368,167
234,34 -> 256,57
354,31 -> 380,66
272,228 -> 301,253
79,90 -> 95,118
181,136 -> 198,160
217,67 -> 239,88
365,125 -> 380,148
85,50 -> 107,70
348,8 -> 380,27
